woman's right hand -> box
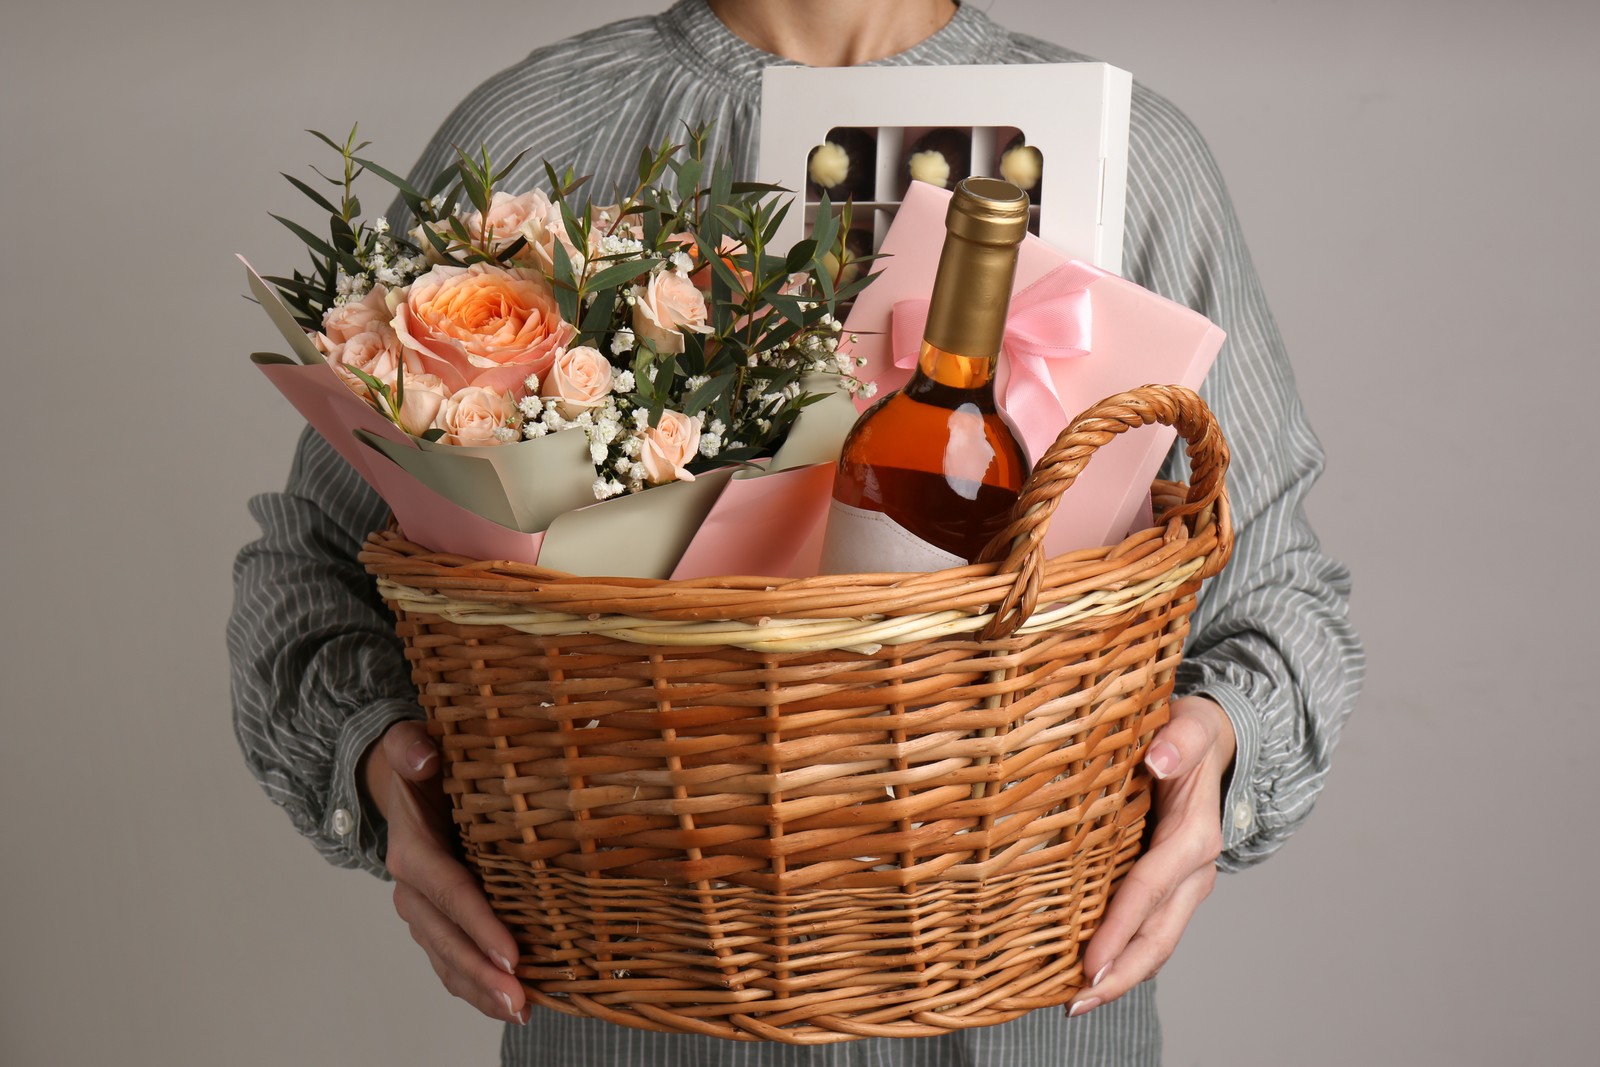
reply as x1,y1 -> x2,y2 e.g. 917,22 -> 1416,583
362,720 -> 529,1025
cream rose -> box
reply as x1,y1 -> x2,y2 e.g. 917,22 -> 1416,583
395,373 -> 449,436
637,410 -> 702,485
391,263 -> 575,395
539,346 -> 613,418
318,285 -> 391,345
459,189 -> 560,267
631,270 -> 710,355
435,386 -> 520,447
320,325 -> 421,399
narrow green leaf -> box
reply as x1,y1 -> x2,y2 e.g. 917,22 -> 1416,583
272,214 -> 343,263
585,257 -> 659,293
306,129 -> 347,155
675,158 -> 704,202
351,155 -> 426,201
682,375 -> 725,416
784,239 -> 818,275
551,240 -> 578,322
330,214 -> 359,254
491,147 -> 533,185
346,365 -> 391,404
281,173 -> 340,214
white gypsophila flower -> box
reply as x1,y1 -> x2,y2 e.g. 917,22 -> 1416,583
621,434 -> 642,457
591,477 -> 622,500
428,194 -> 450,214
684,375 -> 709,392
643,364 -> 658,383
698,433 -> 722,458
492,425 -> 519,443
524,372 -> 541,393
611,329 -> 636,356
862,381 -> 878,398
523,419 -> 549,439
588,437 -> 607,464
708,418 -> 726,436
670,251 -> 694,275
518,396 -> 543,421
598,234 -> 645,258
632,407 -> 650,430
375,265 -> 404,287
371,217 -> 389,234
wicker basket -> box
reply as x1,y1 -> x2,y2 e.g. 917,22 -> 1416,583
360,384 -> 1231,1043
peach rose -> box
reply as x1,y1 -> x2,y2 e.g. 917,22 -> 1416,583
320,325 -> 421,400
459,189 -> 560,267
637,410 -> 702,485
391,263 -> 575,395
539,345 -> 613,418
436,386 -> 519,447
631,270 -> 710,355
685,235 -> 753,294
395,373 -> 449,436
318,285 -> 391,345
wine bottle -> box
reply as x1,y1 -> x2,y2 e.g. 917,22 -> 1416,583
820,177 -> 1031,572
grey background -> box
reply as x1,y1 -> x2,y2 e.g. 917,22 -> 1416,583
2,0 -> 1594,1063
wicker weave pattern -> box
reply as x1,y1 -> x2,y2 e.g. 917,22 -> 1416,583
360,385 -> 1231,1043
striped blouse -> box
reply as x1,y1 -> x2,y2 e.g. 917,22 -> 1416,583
228,3 -> 1364,1063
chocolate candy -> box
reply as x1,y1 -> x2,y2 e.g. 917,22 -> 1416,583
902,127 -> 971,194
806,126 -> 876,202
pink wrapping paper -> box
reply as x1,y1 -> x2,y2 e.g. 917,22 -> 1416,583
670,462 -> 835,580
842,182 -> 1226,556
256,359 -> 549,563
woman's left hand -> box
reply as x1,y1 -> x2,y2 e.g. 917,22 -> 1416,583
1069,694 -> 1237,1016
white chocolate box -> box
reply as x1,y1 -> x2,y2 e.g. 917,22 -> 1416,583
758,62 -> 1133,273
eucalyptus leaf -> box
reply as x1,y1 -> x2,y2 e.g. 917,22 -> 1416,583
281,173 -> 340,215
306,129 -> 349,155
351,155 -> 426,202
585,257 -> 659,293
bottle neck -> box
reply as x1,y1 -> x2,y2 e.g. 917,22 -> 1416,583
905,340 -> 999,408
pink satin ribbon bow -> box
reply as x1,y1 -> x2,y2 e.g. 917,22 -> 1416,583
892,262 -> 1097,440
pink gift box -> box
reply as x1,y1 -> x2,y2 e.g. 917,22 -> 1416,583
842,182 -> 1226,556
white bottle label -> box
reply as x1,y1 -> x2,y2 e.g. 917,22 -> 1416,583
817,500 -> 968,574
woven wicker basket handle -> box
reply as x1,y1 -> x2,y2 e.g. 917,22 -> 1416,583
977,384 -> 1232,640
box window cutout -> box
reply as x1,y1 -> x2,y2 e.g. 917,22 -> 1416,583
806,127 -> 877,205
804,126 -> 1046,255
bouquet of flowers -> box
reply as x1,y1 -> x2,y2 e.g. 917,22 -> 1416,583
246,123 -> 876,571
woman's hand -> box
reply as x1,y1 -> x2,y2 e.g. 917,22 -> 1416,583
362,720 -> 529,1024
1069,695 -> 1237,1016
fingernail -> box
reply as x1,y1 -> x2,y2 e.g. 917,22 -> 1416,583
1145,740 -> 1180,779
497,990 -> 517,1019
1069,996 -> 1100,1017
406,741 -> 436,774
514,1006 -> 531,1025
491,951 -> 517,976
1092,961 -> 1113,987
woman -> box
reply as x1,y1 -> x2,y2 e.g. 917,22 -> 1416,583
229,2 -> 1364,1063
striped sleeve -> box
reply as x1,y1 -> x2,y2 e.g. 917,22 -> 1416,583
228,427 -> 422,878
1120,88 -> 1366,870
